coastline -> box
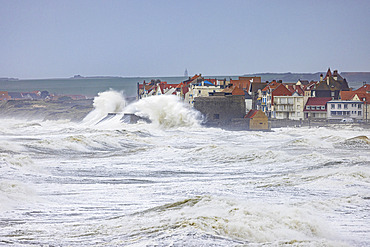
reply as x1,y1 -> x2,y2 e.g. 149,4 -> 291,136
0,99 -> 93,122
1,99 -> 369,130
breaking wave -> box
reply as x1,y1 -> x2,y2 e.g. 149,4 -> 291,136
73,196 -> 344,246
83,90 -> 203,128
124,95 -> 203,128
83,90 -> 126,124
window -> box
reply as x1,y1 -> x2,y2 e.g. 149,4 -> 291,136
306,106 -> 311,110
321,106 -> 325,110
338,104 -> 342,109
358,111 -> 362,116
344,104 -> 348,109
331,104 -> 335,109
358,104 -> 362,109
331,111 -> 336,115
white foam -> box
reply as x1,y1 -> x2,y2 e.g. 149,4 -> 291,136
124,95 -> 203,128
83,90 -> 127,125
0,180 -> 36,211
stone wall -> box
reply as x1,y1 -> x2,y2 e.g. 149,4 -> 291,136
193,95 -> 245,126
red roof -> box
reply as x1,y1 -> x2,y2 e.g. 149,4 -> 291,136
230,77 -> 260,91
355,84 -> 370,93
340,91 -> 357,101
262,80 -> 280,92
245,109 -> 258,118
305,97 -> 332,106
221,86 -> 245,96
271,84 -> 292,104
286,85 -> 304,96
191,74 -> 201,80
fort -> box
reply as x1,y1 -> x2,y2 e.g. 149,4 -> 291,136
194,95 -> 270,130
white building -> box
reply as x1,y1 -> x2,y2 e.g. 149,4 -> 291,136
274,93 -> 304,120
185,81 -> 222,106
327,100 -> 363,121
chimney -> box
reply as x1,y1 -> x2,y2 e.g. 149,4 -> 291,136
327,76 -> 330,86
320,74 -> 323,81
333,70 -> 338,80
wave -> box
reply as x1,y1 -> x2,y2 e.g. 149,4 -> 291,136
123,95 -> 203,128
335,135 -> 370,149
0,180 -> 37,211
83,90 -> 203,128
83,90 -> 127,125
84,196 -> 346,246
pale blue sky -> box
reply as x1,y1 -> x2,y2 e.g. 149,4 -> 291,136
1,0 -> 369,79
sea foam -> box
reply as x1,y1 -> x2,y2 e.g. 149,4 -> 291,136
83,90 -> 126,125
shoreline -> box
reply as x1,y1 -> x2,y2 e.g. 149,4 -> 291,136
0,99 -> 93,122
1,99 -> 370,130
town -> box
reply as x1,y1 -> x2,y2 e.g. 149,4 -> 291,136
137,68 -> 369,130
1,68 -> 369,130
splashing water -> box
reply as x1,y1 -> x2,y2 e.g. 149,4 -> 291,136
83,90 -> 126,124
124,95 -> 203,128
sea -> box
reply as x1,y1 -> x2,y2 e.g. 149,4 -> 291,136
0,78 -> 369,246
0,77 -> 191,98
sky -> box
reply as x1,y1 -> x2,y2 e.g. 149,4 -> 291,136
1,0 -> 369,79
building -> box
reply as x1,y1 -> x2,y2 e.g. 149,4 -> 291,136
230,76 -> 262,93
304,97 -> 332,120
137,81 -> 179,99
311,68 -> 350,99
340,83 -> 370,122
327,100 -> 363,121
193,95 -> 245,127
185,80 -> 222,106
261,80 -> 281,116
250,82 -> 268,110
274,92 -> 304,120
244,109 -> 269,130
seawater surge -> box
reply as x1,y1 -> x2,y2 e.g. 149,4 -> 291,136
0,91 -> 369,246
83,90 -> 203,128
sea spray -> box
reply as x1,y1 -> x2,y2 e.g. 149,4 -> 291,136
123,95 -> 203,128
83,90 -> 126,124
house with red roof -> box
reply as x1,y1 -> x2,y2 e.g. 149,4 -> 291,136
260,80 -> 282,116
303,97 -> 332,119
137,80 -> 180,99
274,91 -> 304,120
339,83 -> 370,121
230,76 -> 261,93
244,109 -> 269,130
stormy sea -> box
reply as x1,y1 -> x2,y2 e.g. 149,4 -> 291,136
0,90 -> 369,246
